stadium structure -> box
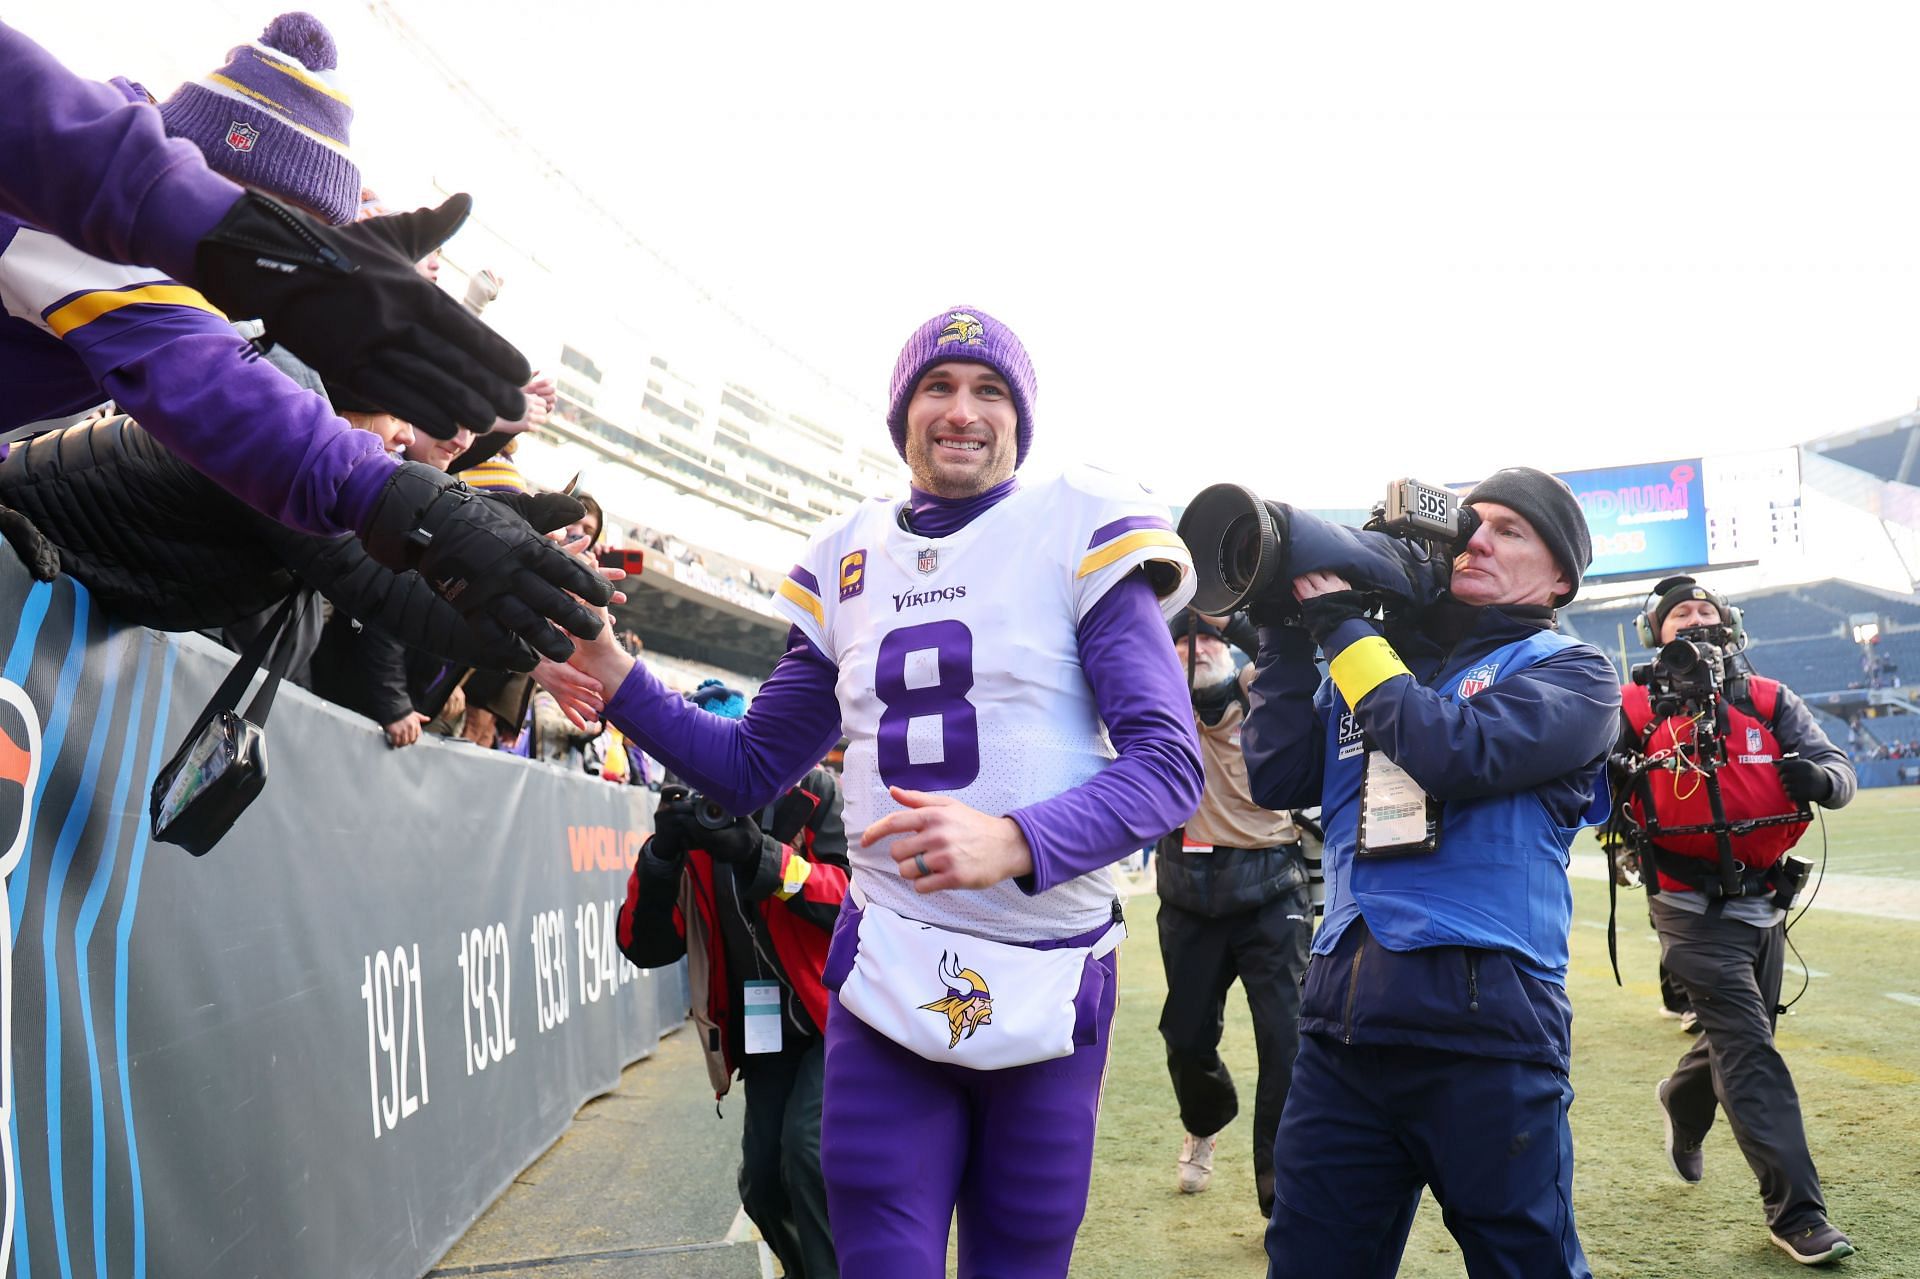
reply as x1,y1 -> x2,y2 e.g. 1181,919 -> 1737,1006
455,246 -> 1920,781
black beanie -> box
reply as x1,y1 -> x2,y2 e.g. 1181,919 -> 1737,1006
1648,576 -> 1729,642
1168,610 -> 1228,644
1462,467 -> 1592,606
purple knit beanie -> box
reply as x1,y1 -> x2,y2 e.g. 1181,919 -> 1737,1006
157,13 -> 361,226
887,307 -> 1037,466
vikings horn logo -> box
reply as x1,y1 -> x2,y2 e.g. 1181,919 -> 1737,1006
919,951 -> 993,1048
936,312 -> 986,347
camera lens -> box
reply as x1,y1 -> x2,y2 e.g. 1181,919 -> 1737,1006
695,797 -> 733,831
1221,513 -> 1262,595
1659,639 -> 1703,674
1178,484 -> 1285,614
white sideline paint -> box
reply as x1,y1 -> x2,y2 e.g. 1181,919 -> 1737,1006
1884,992 -> 1920,1008
725,1205 -> 777,1279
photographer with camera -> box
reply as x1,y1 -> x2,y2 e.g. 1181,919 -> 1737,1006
1616,578 -> 1856,1266
615,684 -> 849,1279
1230,468 -> 1617,1279
1157,609 -> 1312,1218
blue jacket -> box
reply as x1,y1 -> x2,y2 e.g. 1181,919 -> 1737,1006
1244,589 -> 1620,1071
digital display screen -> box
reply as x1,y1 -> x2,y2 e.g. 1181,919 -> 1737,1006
1456,448 -> 1802,583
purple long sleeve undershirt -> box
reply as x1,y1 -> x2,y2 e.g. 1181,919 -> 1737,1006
601,483 -> 1201,895
0,23 -> 241,283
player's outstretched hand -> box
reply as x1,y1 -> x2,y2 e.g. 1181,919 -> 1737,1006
864,786 -> 1034,893
532,658 -> 604,730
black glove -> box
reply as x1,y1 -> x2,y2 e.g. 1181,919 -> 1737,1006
358,463 -> 611,667
1298,590 -> 1374,649
1773,755 -> 1833,805
646,807 -> 691,866
1218,610 -> 1261,659
193,192 -> 529,439
481,488 -> 587,536
685,814 -> 767,866
0,503 -> 59,582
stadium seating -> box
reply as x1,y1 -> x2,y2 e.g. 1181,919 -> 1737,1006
1567,580 -> 1920,699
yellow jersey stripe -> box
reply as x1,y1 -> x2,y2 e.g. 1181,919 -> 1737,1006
774,851 -> 814,900
1076,528 -> 1188,579
46,284 -> 226,338
1329,635 -> 1412,708
777,578 -> 824,625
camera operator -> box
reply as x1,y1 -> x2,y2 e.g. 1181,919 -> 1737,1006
1241,468 -> 1617,1279
1617,578 -> 1856,1266
1158,609 -> 1312,1218
615,686 -> 849,1279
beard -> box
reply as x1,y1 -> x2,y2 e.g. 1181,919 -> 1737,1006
1185,649 -> 1238,690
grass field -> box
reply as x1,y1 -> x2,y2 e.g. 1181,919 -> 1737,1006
1072,787 -> 1920,1278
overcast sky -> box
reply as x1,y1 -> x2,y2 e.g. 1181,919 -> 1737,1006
32,2 -> 1920,509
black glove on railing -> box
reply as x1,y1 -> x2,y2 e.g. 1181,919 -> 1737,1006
0,503 -> 59,582
358,463 -> 609,668
1773,755 -> 1833,805
193,192 -> 529,439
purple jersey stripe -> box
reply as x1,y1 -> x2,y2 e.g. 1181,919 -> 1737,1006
1086,513 -> 1172,548
790,564 -> 822,594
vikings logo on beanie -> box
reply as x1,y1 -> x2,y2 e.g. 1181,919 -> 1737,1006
158,12 -> 361,226
887,306 -> 1038,466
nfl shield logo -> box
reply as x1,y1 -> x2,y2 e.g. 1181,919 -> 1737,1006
226,121 -> 260,153
917,547 -> 938,575
1457,662 -> 1499,698
1747,727 -> 1763,753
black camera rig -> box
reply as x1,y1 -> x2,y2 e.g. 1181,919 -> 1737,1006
1612,625 -> 1811,900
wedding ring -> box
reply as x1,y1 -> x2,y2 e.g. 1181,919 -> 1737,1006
914,853 -> 930,877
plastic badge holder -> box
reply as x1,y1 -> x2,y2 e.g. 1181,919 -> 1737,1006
149,593 -> 304,856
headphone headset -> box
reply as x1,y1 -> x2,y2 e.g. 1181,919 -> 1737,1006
1634,574 -> 1745,648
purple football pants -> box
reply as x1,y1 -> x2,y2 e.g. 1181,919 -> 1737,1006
819,948 -> 1119,1279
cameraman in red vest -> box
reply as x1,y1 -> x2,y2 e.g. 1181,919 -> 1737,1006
1617,577 -> 1856,1266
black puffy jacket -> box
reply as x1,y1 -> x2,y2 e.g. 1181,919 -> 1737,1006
0,414 -> 505,669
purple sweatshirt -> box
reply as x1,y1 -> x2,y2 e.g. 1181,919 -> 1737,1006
0,26 -> 396,535
0,23 -> 240,283
603,483 -> 1202,894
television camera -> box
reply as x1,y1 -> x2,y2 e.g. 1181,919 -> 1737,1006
1177,478 -> 1478,618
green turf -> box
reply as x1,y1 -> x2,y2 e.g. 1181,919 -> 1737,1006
1074,797 -> 1920,1278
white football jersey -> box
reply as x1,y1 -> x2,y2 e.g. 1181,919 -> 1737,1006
773,466 -> 1194,941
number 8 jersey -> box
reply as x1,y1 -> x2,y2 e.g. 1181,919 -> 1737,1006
772,465 -> 1194,940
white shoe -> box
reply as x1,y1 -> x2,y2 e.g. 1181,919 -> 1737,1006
1178,1131 -> 1216,1194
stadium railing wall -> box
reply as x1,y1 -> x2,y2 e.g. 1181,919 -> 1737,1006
0,551 -> 680,1278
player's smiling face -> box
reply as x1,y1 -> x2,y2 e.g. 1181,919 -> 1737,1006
904,362 -> 1019,498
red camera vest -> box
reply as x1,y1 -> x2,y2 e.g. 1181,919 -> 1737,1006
1621,678 -> 1802,891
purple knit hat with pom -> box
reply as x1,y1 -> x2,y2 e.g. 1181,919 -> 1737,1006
887,307 -> 1037,466
158,13 -> 360,225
